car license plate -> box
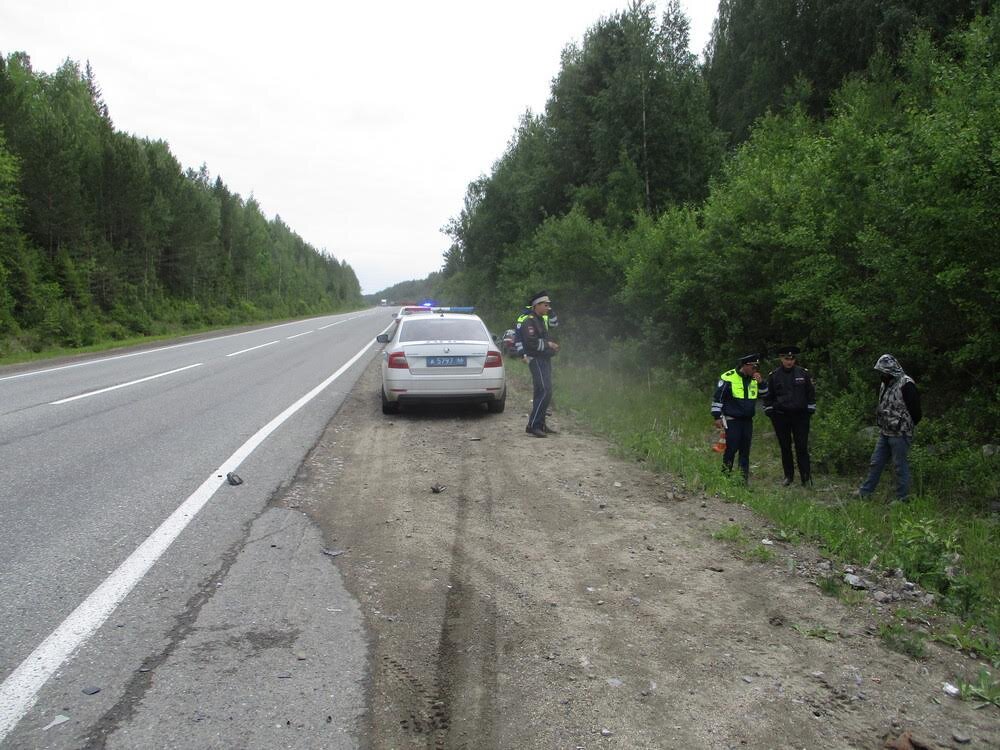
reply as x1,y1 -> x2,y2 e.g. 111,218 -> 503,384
426,356 -> 466,367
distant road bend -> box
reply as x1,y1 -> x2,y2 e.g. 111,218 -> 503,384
0,308 -> 392,747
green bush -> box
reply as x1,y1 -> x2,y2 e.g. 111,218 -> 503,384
810,388 -> 871,474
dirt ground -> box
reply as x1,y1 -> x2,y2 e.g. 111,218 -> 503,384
273,359 -> 998,750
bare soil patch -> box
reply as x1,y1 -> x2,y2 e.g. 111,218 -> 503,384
274,359 -> 998,749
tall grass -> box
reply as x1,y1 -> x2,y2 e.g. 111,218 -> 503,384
548,362 -> 999,656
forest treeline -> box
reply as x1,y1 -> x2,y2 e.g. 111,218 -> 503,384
434,0 -> 999,468
0,53 -> 361,355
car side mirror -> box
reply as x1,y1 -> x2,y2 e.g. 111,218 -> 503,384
376,334 -> 389,343
491,334 -> 500,345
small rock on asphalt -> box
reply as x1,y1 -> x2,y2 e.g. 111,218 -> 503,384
81,686 -> 100,695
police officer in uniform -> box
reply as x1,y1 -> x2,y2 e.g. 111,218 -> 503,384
514,304 -> 558,358
763,346 -> 816,486
523,291 -> 560,437
711,354 -> 768,480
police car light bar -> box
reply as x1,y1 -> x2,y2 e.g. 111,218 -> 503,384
430,306 -> 475,314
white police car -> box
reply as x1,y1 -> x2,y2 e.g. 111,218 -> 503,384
375,308 -> 506,414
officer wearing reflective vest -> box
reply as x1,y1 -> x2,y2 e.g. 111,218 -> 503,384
514,305 -> 558,358
711,353 -> 769,480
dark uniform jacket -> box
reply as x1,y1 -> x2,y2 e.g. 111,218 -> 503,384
763,365 -> 816,416
521,312 -> 553,359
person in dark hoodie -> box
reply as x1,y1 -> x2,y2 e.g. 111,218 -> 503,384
857,354 -> 922,502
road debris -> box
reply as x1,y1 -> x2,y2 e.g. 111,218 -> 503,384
226,472 -> 243,486
42,715 -> 70,731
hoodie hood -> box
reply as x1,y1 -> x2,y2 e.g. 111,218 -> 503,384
874,353 -> 905,379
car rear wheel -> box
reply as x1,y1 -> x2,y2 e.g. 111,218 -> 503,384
381,387 -> 399,414
486,389 -> 506,413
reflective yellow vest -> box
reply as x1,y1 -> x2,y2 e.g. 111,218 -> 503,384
721,369 -> 758,399
517,311 -> 550,330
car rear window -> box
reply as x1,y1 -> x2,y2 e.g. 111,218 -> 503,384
399,318 -> 489,343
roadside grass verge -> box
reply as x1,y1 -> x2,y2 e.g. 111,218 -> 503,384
546,362 -> 1000,663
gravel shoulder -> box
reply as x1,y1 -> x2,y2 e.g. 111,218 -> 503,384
274,358 -> 998,749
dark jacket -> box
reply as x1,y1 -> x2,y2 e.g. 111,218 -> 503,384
711,369 -> 768,420
763,365 -> 816,416
521,312 -> 554,359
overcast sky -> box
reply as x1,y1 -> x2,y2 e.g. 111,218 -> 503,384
1,1 -> 717,294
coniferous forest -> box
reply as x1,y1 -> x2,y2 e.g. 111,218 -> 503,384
434,0 -> 998,461
0,53 -> 362,356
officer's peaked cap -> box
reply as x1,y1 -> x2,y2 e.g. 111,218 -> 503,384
738,353 -> 761,366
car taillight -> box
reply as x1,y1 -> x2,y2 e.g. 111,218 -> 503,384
387,352 -> 409,369
484,351 -> 502,368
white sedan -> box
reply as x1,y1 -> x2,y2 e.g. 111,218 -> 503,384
375,311 -> 506,414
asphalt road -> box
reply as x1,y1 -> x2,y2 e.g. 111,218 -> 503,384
0,308 -> 393,749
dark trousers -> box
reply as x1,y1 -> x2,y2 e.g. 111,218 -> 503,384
771,412 -> 811,482
527,357 -> 552,431
722,417 -> 753,478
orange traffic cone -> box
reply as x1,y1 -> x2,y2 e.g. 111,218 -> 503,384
712,428 -> 727,453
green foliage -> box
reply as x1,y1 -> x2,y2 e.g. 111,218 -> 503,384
745,544 -> 776,563
879,622 -> 928,659
704,0 -> 987,145
889,515 -> 961,592
811,388 -> 875,474
712,523 -> 746,543
817,575 -> 843,598
0,53 -> 362,357
932,622 -> 1000,666
959,668 -> 1000,709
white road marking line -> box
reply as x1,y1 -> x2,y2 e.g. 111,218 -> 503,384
318,320 -> 345,330
0,339 -> 377,742
286,330 -> 313,340
49,364 -> 204,405
226,340 -> 280,357
0,313 -> 365,382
